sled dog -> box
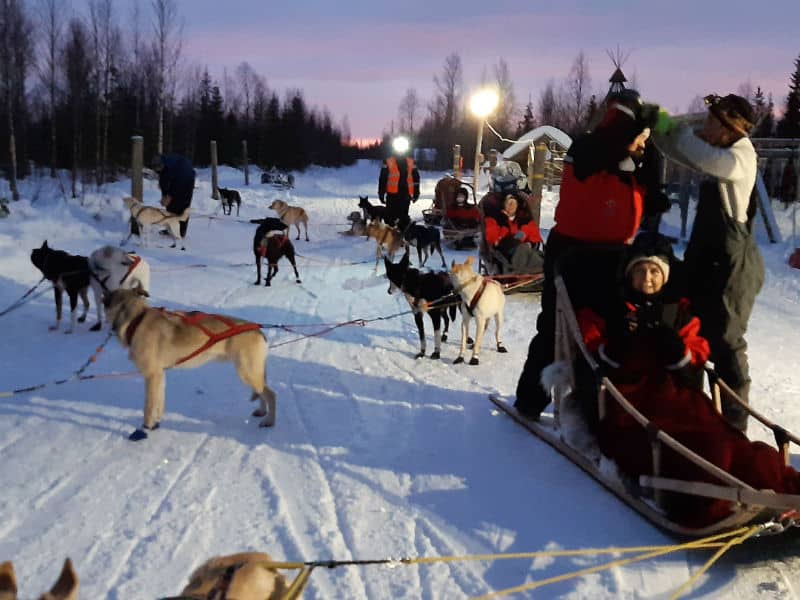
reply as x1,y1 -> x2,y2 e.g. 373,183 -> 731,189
218,187 -> 242,216
358,195 -> 388,228
449,255 -> 506,365
123,196 -> 190,249
176,552 -> 287,600
366,221 -> 405,272
87,245 -> 151,331
268,199 -> 309,241
250,218 -> 301,286
30,241 -> 91,333
103,287 -> 277,440
0,558 -> 78,600
399,216 -> 446,268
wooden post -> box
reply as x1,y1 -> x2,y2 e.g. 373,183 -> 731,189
452,144 -> 461,179
473,119 -> 485,194
210,140 -> 219,200
242,140 -> 249,186
528,142 -> 547,224
131,136 -> 144,201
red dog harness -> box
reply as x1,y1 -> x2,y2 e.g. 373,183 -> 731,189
119,254 -> 142,286
123,309 -> 261,366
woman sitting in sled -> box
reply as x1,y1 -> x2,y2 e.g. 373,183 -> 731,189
576,233 -> 800,527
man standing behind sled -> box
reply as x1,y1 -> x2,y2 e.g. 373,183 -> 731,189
379,136 -> 420,227
653,94 -> 762,432
154,153 -> 196,240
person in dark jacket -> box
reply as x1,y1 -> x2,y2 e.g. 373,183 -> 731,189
575,235 -> 798,528
514,90 -> 670,420
154,153 -> 196,239
378,142 -> 420,227
654,94 -> 761,432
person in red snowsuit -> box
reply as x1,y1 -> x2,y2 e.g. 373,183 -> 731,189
484,193 -> 543,274
577,233 -> 800,527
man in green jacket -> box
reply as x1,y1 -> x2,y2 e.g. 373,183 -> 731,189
654,94 -> 762,432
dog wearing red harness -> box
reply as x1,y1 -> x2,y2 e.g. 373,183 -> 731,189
103,287 -> 277,441
88,245 -> 151,331
250,217 -> 301,286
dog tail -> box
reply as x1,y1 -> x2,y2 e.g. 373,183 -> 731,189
177,208 -> 192,221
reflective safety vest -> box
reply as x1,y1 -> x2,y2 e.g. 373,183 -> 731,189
386,157 -> 415,196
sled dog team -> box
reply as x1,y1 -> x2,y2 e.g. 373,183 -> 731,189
30,192 -> 503,442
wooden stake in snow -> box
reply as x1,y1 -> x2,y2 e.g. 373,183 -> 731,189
210,140 -> 219,200
243,140 -> 249,186
131,136 -> 143,202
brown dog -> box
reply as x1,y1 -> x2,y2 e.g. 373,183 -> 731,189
176,552 -> 287,600
268,199 -> 309,241
0,558 -> 78,600
366,221 -> 405,272
103,287 -> 277,441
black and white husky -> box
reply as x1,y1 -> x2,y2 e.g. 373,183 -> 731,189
384,251 -> 458,359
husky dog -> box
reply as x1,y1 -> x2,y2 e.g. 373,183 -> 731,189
30,241 -> 91,333
249,218 -> 301,286
358,195 -> 388,228
124,196 -> 190,250
176,552 -> 287,600
449,255 -> 506,365
365,221 -> 405,272
384,252 -> 458,359
218,187 -> 242,216
0,558 -> 78,600
87,245 -> 151,331
103,287 -> 277,440
399,216 -> 446,268
268,199 -> 309,241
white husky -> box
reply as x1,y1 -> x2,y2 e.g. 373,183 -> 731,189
449,256 -> 506,365
88,245 -> 151,330
124,196 -> 190,249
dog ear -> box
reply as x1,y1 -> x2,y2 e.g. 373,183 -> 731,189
42,240 -> 48,249
0,561 -> 17,597
43,558 -> 78,600
466,255 -> 474,267
132,281 -> 149,297
450,259 -> 456,269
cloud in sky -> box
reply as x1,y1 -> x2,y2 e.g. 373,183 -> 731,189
119,0 -> 799,138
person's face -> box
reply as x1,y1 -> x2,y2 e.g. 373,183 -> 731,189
503,196 -> 518,215
629,261 -> 665,295
626,128 -> 650,161
456,193 -> 467,205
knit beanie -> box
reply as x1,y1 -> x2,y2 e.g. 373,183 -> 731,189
625,254 -> 670,284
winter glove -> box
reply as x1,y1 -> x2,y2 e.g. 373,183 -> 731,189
514,230 -> 526,241
652,325 -> 688,367
644,190 -> 671,215
653,109 -> 677,135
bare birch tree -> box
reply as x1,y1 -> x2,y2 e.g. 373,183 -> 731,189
564,50 -> 591,133
493,58 -> 516,136
397,87 -> 420,135
433,53 -> 462,132
36,0 -> 65,178
151,0 -> 182,154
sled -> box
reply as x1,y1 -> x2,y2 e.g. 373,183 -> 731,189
260,167 -> 295,189
493,273 -> 800,537
424,176 -> 481,249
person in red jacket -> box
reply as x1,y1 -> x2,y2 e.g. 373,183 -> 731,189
575,234 -> 800,527
484,193 -> 543,274
514,89 -> 669,420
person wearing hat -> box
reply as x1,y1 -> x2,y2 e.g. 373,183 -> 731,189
514,89 -> 670,421
572,232 -> 800,527
378,137 -> 420,227
653,94 -> 762,432
153,153 -> 196,239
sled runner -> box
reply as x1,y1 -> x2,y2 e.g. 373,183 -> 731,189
493,273 -> 800,537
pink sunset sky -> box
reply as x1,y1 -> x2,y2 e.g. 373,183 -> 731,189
128,0 -> 798,140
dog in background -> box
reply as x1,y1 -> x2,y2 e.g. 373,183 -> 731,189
124,196 -> 190,250
218,187 -> 242,216
358,195 -> 388,230
103,287 -> 277,440
398,215 -> 446,268
250,217 -> 301,286
366,221 -> 405,272
87,245 -> 151,331
30,241 -> 91,333
268,199 -> 309,241
176,552 -> 287,600
449,255 -> 506,365
384,252 -> 458,359
0,558 -> 78,600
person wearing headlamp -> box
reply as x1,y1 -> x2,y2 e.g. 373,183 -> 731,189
652,93 -> 762,432
378,136 -> 420,226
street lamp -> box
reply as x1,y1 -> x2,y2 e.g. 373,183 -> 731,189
469,88 -> 499,192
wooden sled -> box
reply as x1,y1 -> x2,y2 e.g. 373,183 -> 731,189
494,275 -> 800,537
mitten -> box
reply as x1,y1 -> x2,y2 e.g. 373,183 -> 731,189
653,109 -> 677,135
514,230 -> 526,240
652,325 -> 688,367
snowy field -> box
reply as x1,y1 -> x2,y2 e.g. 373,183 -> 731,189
2,160 -> 800,598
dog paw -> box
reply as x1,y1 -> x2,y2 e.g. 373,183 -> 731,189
64,329 -> 73,335
264,281 -> 271,287
414,351 -> 425,359
429,351 -> 440,360
295,279 -> 302,284
469,357 -> 480,365
441,334 -> 448,342
170,243 -> 177,248
77,315 -> 87,323
90,322 -> 102,331
128,429 -> 148,441
453,356 -> 464,364
497,344 -> 508,353
49,325 -> 59,331
251,408 -> 266,418
258,417 -> 275,428
253,280 -> 261,285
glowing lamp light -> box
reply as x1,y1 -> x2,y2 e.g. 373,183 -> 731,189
469,88 -> 500,118
392,136 -> 410,154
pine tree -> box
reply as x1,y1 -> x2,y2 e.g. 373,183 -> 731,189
515,97 -> 536,136
778,54 -> 800,138
753,86 -> 774,137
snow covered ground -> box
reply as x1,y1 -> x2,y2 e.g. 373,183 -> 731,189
1,160 -> 800,598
